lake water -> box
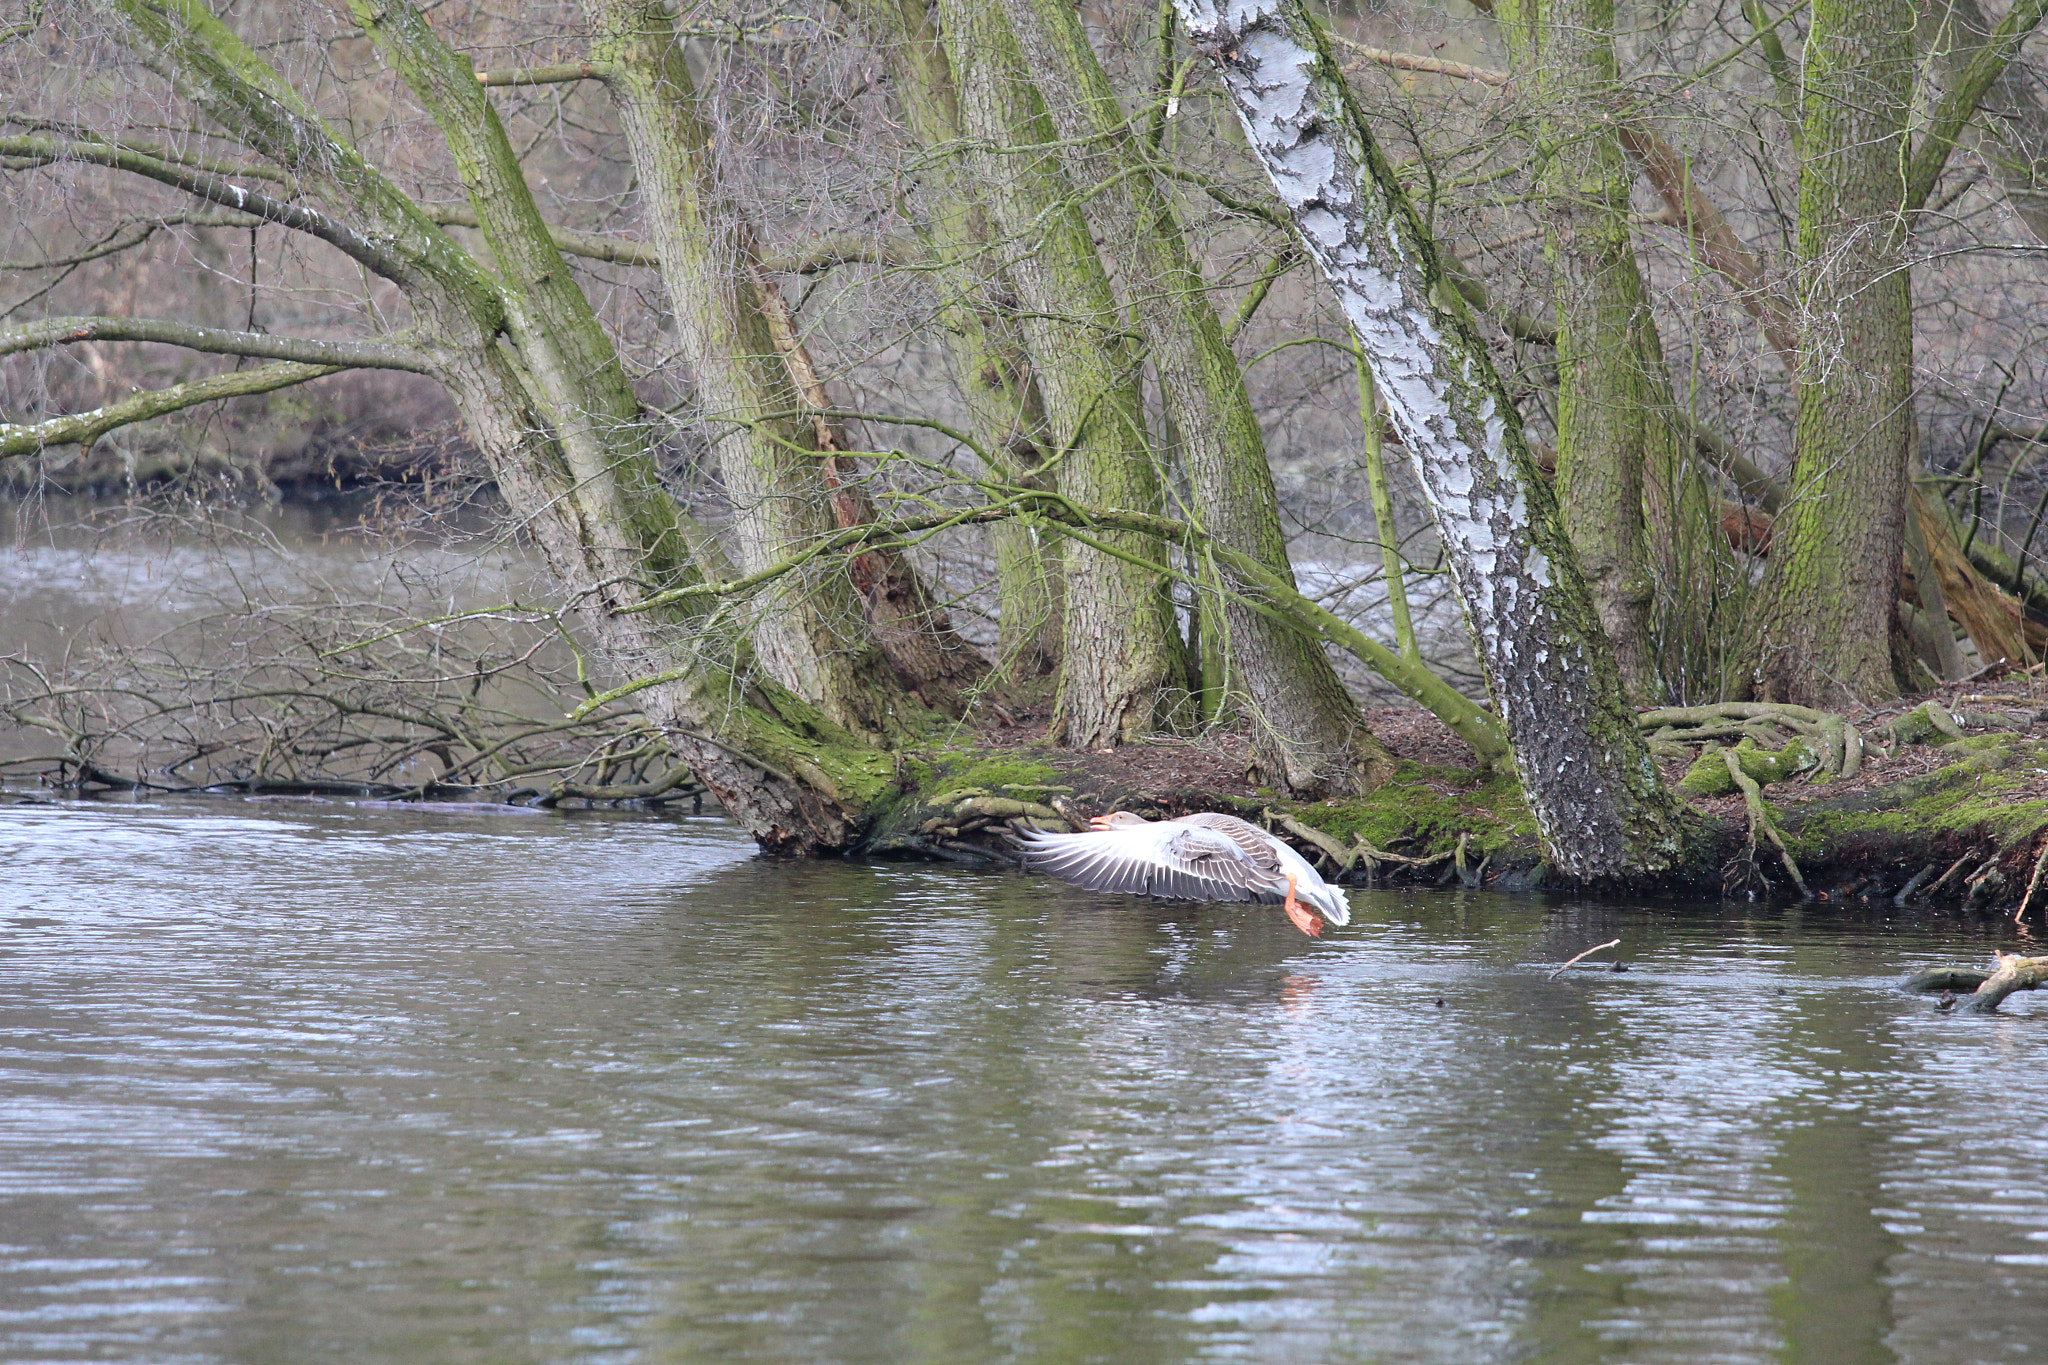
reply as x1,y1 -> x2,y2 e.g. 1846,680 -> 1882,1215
2,797 -> 2044,1364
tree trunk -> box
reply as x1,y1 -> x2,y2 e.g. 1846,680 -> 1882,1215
937,0 -> 1193,746
996,0 -> 1393,794
1171,0 -> 1691,877
835,0 -> 1066,683
1498,0 -> 1670,703
1746,0 -> 1915,707
578,0 -> 933,738
749,273 -> 996,715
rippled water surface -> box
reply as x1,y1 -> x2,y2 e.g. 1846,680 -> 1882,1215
3,799 -> 2046,1364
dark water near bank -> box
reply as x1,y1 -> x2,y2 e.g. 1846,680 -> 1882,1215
2,800 -> 2046,1364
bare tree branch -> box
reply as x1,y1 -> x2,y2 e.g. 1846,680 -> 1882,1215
0,315 -> 431,371
1328,33 -> 1510,86
0,211 -> 277,271
0,360 -> 339,458
422,205 -> 912,273
475,61 -> 612,86
1907,0 -> 2048,213
0,134 -> 414,282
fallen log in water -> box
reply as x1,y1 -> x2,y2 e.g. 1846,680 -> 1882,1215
1902,954 -> 2048,1012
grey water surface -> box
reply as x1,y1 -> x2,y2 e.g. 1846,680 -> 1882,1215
2,798 -> 2045,1365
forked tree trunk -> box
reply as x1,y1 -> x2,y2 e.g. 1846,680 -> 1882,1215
937,0 -> 1193,746
1170,0 -> 1691,877
998,0 -> 1395,795
1746,0 -> 1915,707
579,0 -> 938,737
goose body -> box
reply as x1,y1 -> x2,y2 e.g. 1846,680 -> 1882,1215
1016,811 -> 1349,936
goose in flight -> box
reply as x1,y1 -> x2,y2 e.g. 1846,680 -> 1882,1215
1016,811 -> 1349,936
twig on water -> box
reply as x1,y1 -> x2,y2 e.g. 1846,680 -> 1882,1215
1548,938 -> 1623,980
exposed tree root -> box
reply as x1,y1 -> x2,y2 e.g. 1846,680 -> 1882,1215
1262,809 -> 1459,881
1641,702 -> 1864,782
1722,747 -> 1809,898
919,787 -> 1076,837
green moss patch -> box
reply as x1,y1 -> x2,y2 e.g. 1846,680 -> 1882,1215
922,749 -> 1067,800
1282,762 -> 1538,860
1782,740 -> 2048,861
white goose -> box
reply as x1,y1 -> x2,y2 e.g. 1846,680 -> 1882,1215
1016,811 -> 1350,937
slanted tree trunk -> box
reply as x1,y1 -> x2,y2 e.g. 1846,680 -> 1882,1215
1497,0 -> 1671,703
836,0 -> 1066,683
107,0 -> 908,851
748,267 -> 995,715
997,0 -> 1394,795
1930,0 -> 2048,242
1746,0 -> 1916,707
937,0 -> 1192,746
1171,0 -> 1691,877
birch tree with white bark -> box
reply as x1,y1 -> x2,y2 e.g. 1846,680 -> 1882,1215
1166,0 -> 1692,876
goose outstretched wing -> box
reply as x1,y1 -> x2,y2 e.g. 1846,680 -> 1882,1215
1017,821 -> 1271,903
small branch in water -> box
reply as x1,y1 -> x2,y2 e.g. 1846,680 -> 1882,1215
2017,840 -> 2048,924
1549,938 -> 1623,980
1925,845 -> 1986,900
1893,862 -> 1938,906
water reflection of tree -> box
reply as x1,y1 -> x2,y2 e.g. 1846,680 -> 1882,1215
1767,930 -> 1905,1365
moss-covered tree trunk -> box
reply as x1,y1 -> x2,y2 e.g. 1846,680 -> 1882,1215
1497,0 -> 1676,703
575,0 -> 952,738
937,0 -> 1192,746
997,0 -> 1394,796
1170,0 -> 1690,877
106,0 -> 908,852
1745,0 -> 1915,707
836,0 -> 1065,683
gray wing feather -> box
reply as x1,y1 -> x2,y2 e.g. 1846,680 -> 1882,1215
1177,813 -> 1287,876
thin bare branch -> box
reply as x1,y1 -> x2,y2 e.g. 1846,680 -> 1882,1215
0,134 -> 411,281
1,361 -> 339,458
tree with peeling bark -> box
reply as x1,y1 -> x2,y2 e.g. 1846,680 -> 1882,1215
1164,0 -> 1691,877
